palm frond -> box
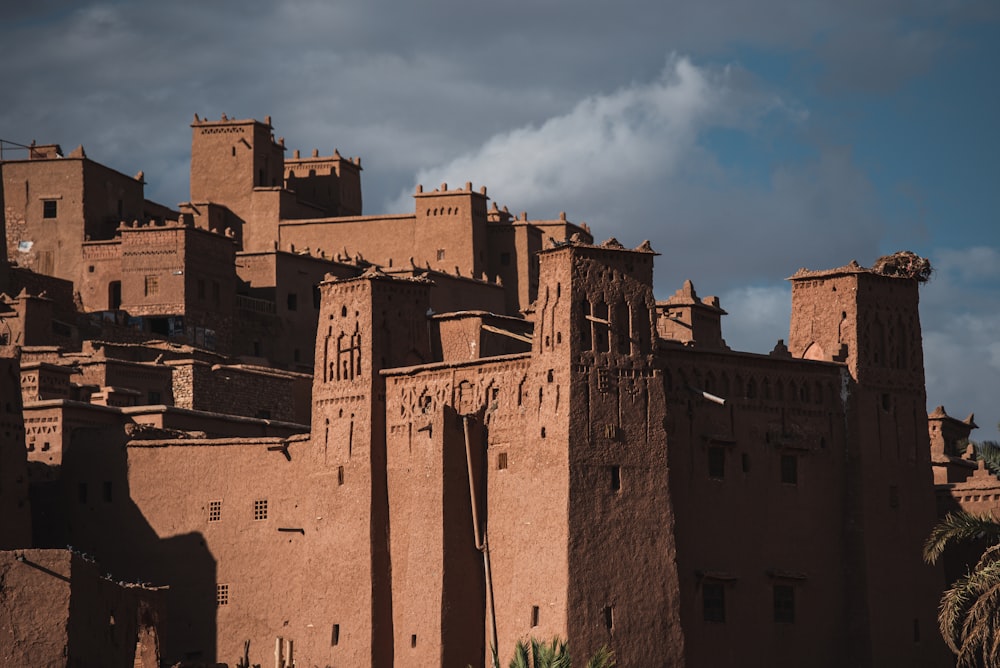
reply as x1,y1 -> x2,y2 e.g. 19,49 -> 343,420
510,639 -> 531,668
939,559 -> 1000,662
924,512 -> 1000,564
585,645 -> 617,668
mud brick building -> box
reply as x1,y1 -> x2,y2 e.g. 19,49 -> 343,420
0,115 -> 975,667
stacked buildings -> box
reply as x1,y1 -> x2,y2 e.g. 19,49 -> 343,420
0,115 -> 973,666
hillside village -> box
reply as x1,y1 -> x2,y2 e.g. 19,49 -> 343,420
0,115 -> 993,667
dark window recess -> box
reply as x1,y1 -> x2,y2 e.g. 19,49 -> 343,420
604,605 -> 614,630
531,605 -> 540,627
411,634 -> 417,648
78,482 -> 88,504
148,391 -> 161,405
102,481 -> 113,503
703,583 -> 725,622
781,454 -> 798,485
337,466 -> 345,486
773,585 -> 795,623
497,452 -> 508,470
708,447 -> 725,479
610,465 -> 621,492
332,624 -> 340,646
287,293 -> 298,311
43,199 -> 57,218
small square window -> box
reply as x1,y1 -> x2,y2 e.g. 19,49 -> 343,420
773,584 -> 795,623
43,199 -> 57,218
217,584 -> 229,606
781,454 -> 798,485
703,583 -> 725,622
497,452 -> 508,470
208,500 -> 222,522
708,447 -> 725,479
254,499 -> 268,520
144,275 -> 159,297
436,249 -> 445,261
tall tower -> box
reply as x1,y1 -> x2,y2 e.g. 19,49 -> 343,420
488,237 -> 685,666
413,183 -> 489,279
310,267 -> 432,668
787,258 -> 946,666
190,115 -> 285,250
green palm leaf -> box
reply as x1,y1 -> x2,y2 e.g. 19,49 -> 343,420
924,512 -> 1000,565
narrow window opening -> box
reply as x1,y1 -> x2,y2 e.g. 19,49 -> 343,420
531,606 -> 540,627
780,454 -> 798,485
540,427 -> 546,439
497,452 -> 508,470
773,585 -> 795,623
610,465 -> 621,492
436,249 -> 445,261
741,453 -> 750,473
703,583 -> 725,622
708,447 -> 725,479
338,466 -> 345,486
332,624 -> 340,646
603,605 -> 614,631
411,634 -> 417,648
881,393 -> 891,411
287,293 -> 298,311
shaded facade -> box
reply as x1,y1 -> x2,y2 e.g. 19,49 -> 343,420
0,115 -> 964,667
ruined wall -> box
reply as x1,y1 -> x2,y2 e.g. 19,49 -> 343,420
168,359 -> 306,423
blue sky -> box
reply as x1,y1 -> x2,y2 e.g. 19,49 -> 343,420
2,0 -> 998,434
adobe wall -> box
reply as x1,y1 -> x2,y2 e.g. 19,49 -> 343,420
284,149 -> 363,217
81,158 -> 148,240
662,348 -> 852,666
432,312 -> 532,362
80,239 -> 124,311
279,214 -> 419,270
0,549 -> 160,667
168,359 -> 306,422
0,347 -> 31,549
3,158 -> 86,279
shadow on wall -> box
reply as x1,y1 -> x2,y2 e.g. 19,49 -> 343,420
30,425 -> 219,665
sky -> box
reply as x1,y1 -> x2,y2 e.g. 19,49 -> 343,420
2,0 -> 998,436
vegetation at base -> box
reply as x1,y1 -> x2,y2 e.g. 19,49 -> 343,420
924,511 -> 1000,666
472,637 -> 615,668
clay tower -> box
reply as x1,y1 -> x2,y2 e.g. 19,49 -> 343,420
310,267 -> 432,667
787,258 -> 941,667
488,237 -> 685,665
